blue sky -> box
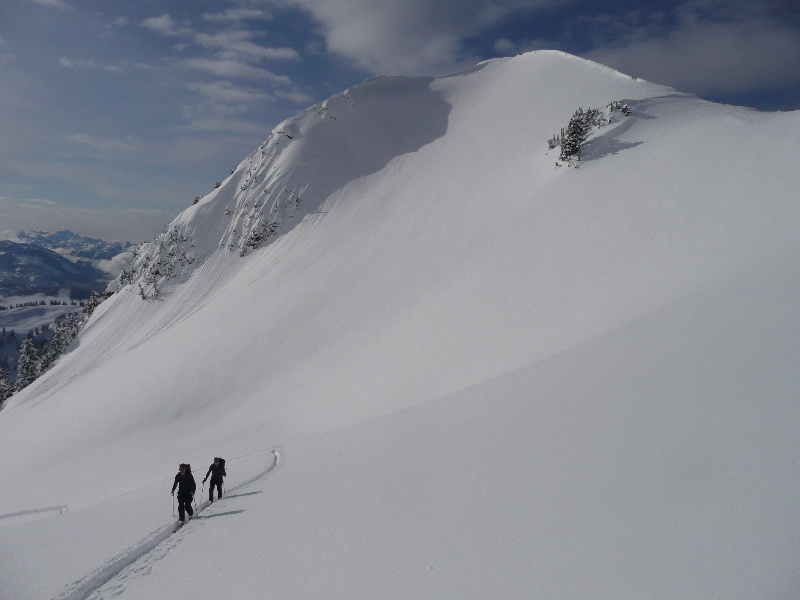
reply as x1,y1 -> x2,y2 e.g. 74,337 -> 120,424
1,0 -> 798,241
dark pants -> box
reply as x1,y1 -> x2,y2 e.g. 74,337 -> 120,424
177,494 -> 194,521
209,478 -> 223,501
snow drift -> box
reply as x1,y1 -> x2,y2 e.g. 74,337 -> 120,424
1,51 -> 799,599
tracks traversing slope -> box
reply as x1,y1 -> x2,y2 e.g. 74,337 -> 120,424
52,448 -> 281,600
0,505 -> 68,526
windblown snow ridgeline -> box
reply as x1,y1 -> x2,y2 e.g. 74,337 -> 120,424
113,74 -> 451,299
1,51 -> 799,600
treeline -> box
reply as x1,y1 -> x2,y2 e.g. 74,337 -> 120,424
0,299 -> 87,311
0,323 -> 52,349
0,291 -> 104,405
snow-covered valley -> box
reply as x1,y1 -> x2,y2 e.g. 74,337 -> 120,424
1,51 -> 798,599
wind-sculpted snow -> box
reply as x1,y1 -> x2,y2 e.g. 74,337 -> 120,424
114,75 -> 451,298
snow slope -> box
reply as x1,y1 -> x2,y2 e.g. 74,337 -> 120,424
1,51 -> 799,599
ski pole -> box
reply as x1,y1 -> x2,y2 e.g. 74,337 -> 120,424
172,493 -> 175,517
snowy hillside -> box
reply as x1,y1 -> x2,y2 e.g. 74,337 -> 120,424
1,51 -> 799,600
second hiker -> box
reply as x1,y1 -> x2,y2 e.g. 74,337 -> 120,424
203,457 -> 226,503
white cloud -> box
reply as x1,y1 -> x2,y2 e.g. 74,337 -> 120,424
28,0 -> 71,10
64,134 -> 137,153
141,14 -> 301,68
179,84 -> 276,132
202,8 -> 273,22
187,81 -> 274,105
141,14 -> 187,37
7,197 -> 58,207
182,57 -> 293,84
275,89 -> 314,104
93,250 -> 136,277
58,57 -> 123,72
263,0 -> 559,74
194,31 -> 301,62
101,16 -> 131,38
180,80 -> 274,132
176,115 -> 264,133
582,3 -> 800,95
0,229 -> 24,242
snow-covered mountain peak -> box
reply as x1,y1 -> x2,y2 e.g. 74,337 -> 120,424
117,51 -> 676,299
2,51 -> 799,600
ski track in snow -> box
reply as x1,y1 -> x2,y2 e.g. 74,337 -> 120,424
52,448 -> 282,600
0,505 -> 68,526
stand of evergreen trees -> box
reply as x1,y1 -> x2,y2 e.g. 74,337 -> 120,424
0,368 -> 12,404
0,299 -> 85,311
548,100 -> 632,165
0,291 -> 104,405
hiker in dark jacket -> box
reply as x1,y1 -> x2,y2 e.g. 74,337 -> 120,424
171,463 -> 196,523
203,457 -> 226,503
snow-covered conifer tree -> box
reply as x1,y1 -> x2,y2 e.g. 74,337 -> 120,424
559,107 -> 602,163
15,338 -> 40,392
85,290 -> 101,317
40,314 -> 82,372
0,367 -> 13,403
0,368 -> 12,402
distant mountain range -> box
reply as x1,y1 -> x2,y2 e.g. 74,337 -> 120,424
0,230 -> 134,299
6,230 -> 134,261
